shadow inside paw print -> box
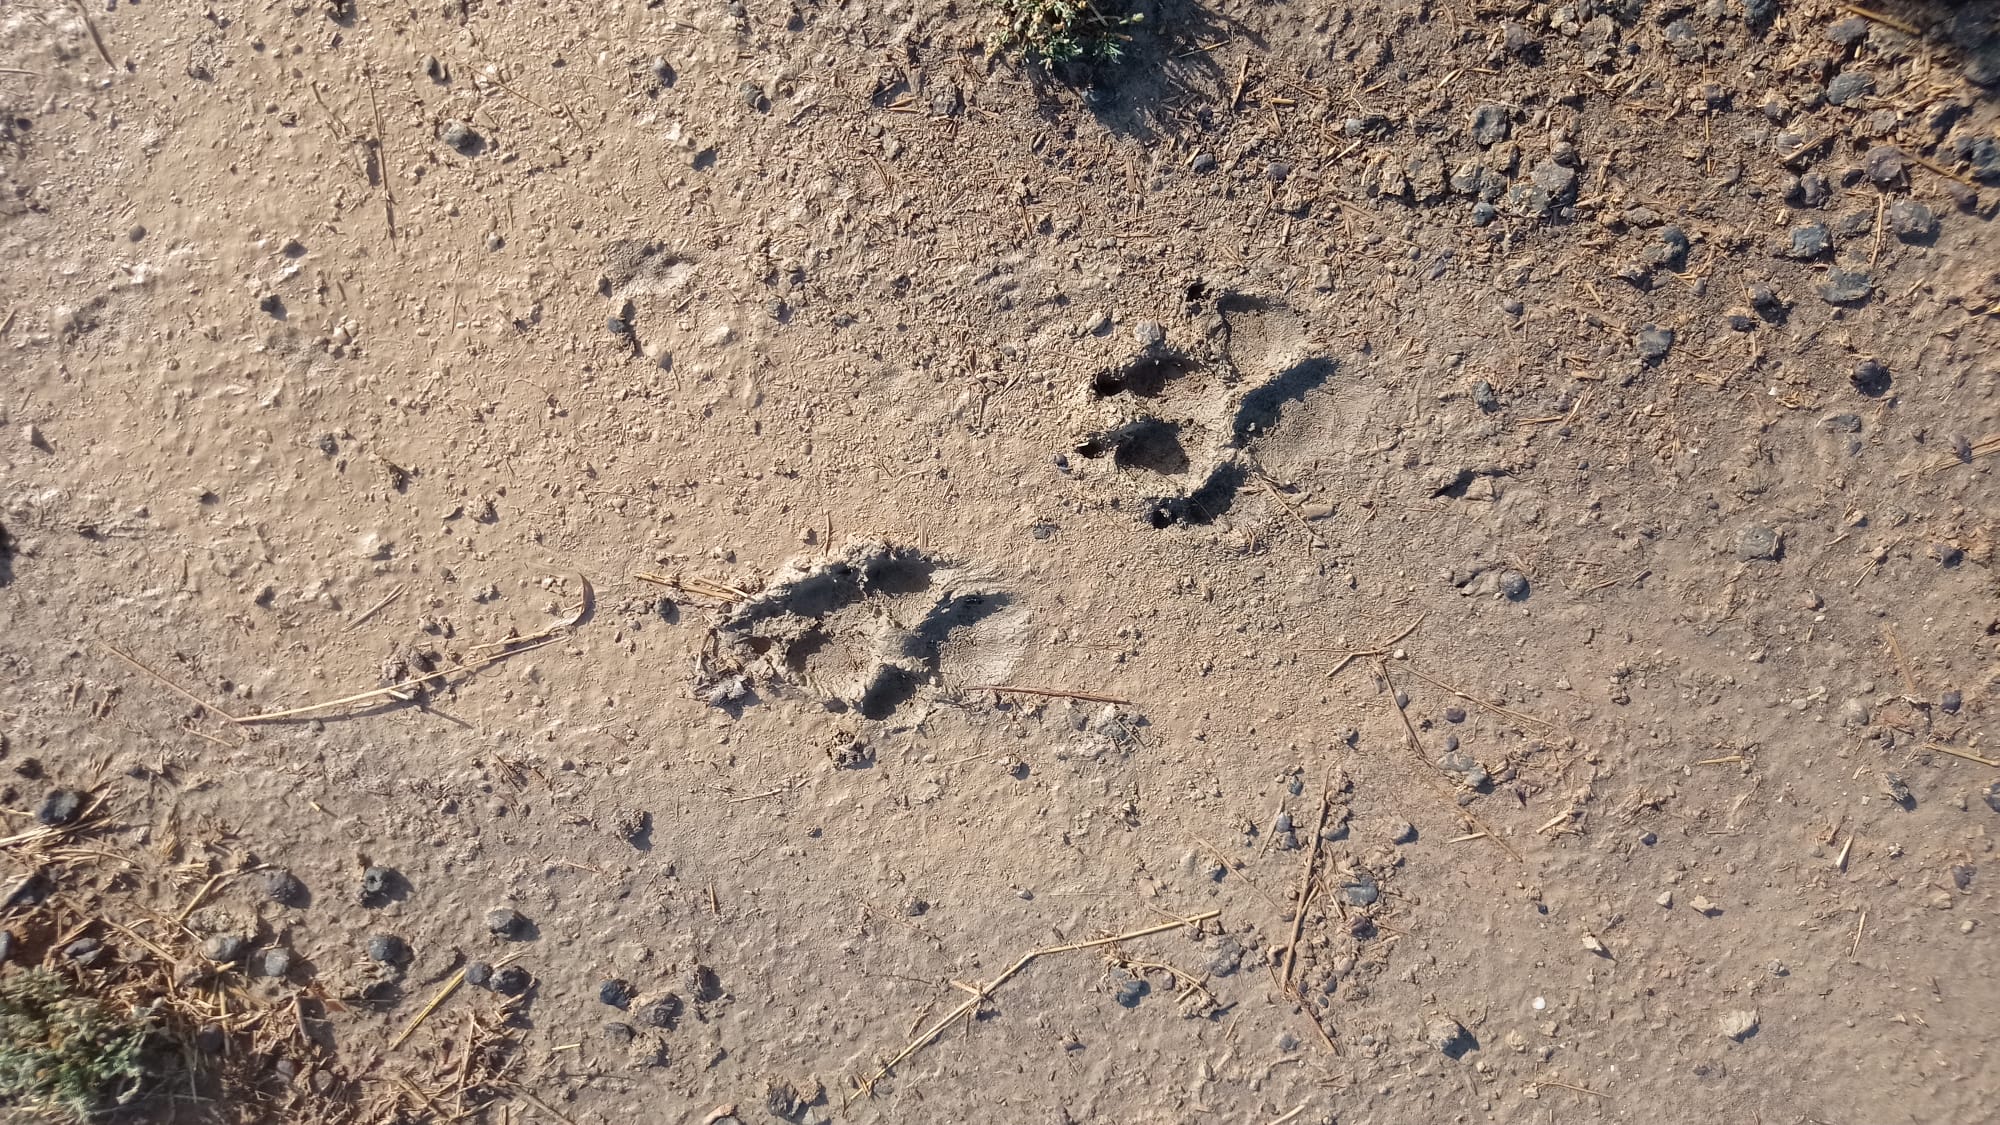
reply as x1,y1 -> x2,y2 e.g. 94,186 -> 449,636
1074,287 -> 1336,528
696,541 -> 1021,719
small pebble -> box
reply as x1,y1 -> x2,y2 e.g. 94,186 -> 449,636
1718,1009 -> 1759,1041
464,960 -> 494,987
1785,223 -> 1829,259
1497,570 -> 1529,600
1387,820 -> 1416,844
604,1021 -> 636,1045
1984,781 -> 2000,813
439,119 -> 482,154
65,937 -> 105,966
1824,16 -> 1869,46
1690,896 -> 1720,916
1737,526 -> 1782,561
1826,71 -> 1874,106
1134,320 -> 1165,348
1110,969 -> 1146,1008
257,948 -> 293,977
360,866 -> 396,900
1657,890 -> 1674,908
1471,104 -> 1511,145
194,1023 -> 226,1055
36,789 -> 86,827
1339,875 -> 1380,907
1887,199 -> 1936,241
127,225 -> 146,242
366,933 -> 409,965
1820,269 -> 1873,305
1639,830 -> 1658,846
1443,706 -> 1466,723
486,907 -> 528,938
1863,145 -> 1905,188
1428,1016 -> 1473,1057
202,933 -> 249,964
486,232 -> 505,251
1940,690 -> 1962,714
1190,152 -> 1217,173
1471,380 -> 1498,411
1634,325 -> 1675,363
1850,358 -> 1892,397
599,978 -> 635,1009
637,994 -> 682,1029
0,931 -> 12,965
492,966 -> 531,995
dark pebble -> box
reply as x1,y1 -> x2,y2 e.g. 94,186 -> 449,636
1111,969 -> 1147,1008
685,963 -> 723,1002
1471,104 -> 1510,146
599,978 -> 635,1008
486,907 -> 527,938
257,948 -> 293,977
0,930 -> 12,964
1639,830 -> 1659,846
1820,270 -> 1872,305
194,1024 -> 225,1055
1442,734 -> 1460,752
1940,690 -> 1962,714
1850,359 -> 1891,397
1785,223 -> 1829,259
1647,225 -> 1690,270
360,865 -> 396,900
1394,691 -> 1410,708
1190,152 -> 1216,173
128,225 -> 147,242
264,869 -> 307,906
637,994 -> 682,1029
464,960 -> 493,987
365,933 -> 409,965
1953,864 -> 1975,891
65,937 -> 105,966
1887,199 -> 1936,241
1737,525 -> 1782,561
315,433 -> 339,457
604,1021 -> 636,1045
1787,173 -> 1831,208
439,119 -> 482,154
1471,380 -> 1498,411
1444,706 -> 1467,723
1864,145 -> 1905,188
36,788 -> 86,827
1824,17 -> 1870,47
1339,875 -> 1380,907
492,965 -> 531,995
607,315 -> 631,336
1985,781 -> 2000,814
1826,71 -> 1874,106
202,933 -> 249,964
1497,570 -> 1529,600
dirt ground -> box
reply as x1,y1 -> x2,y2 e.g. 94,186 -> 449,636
2,0 -> 1997,1121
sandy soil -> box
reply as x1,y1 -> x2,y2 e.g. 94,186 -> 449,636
2,0 -> 1997,1121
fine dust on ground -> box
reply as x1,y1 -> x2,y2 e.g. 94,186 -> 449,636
2,0 -> 1998,1122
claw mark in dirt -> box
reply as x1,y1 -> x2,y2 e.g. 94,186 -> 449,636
694,541 -> 1023,719
1073,285 -> 1336,528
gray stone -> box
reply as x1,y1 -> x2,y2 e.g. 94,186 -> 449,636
1497,570 -> 1529,600
264,869 -> 306,905
1785,223 -> 1830,259
493,965 -> 531,994
1339,875 -> 1379,907
1954,136 -> 2000,183
1109,968 -> 1147,1007
1887,199 -> 1937,241
487,907 -> 528,938
366,933 -> 409,965
439,119 -> 482,154
465,960 -> 493,987
37,789 -> 86,827
1850,358 -> 1891,397
1986,781 -> 2000,814
1471,380 -> 1498,411
1739,0 -> 1776,24
1190,152 -> 1216,173
361,866 -> 396,898
1635,325 -> 1675,362
1864,146 -> 1905,188
1788,172 -> 1831,208
1429,1016 -> 1475,1057
1737,526 -> 1782,561
1387,820 -> 1416,844
1531,159 -> 1578,202
256,948 -> 293,977
1941,690 -> 1963,714
1820,270 -> 1873,305
1471,104 -> 1511,146
637,994 -> 682,1028
1133,321 -> 1165,348
599,978 -> 634,1008
1646,225 -> 1690,270
1824,17 -> 1870,47
1826,71 -> 1874,106
202,933 -> 249,964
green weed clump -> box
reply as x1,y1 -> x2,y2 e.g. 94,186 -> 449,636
993,0 -> 1144,65
0,971 -> 157,1121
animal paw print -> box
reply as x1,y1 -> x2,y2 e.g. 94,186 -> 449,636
1073,284 -> 1335,527
695,541 -> 1019,720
